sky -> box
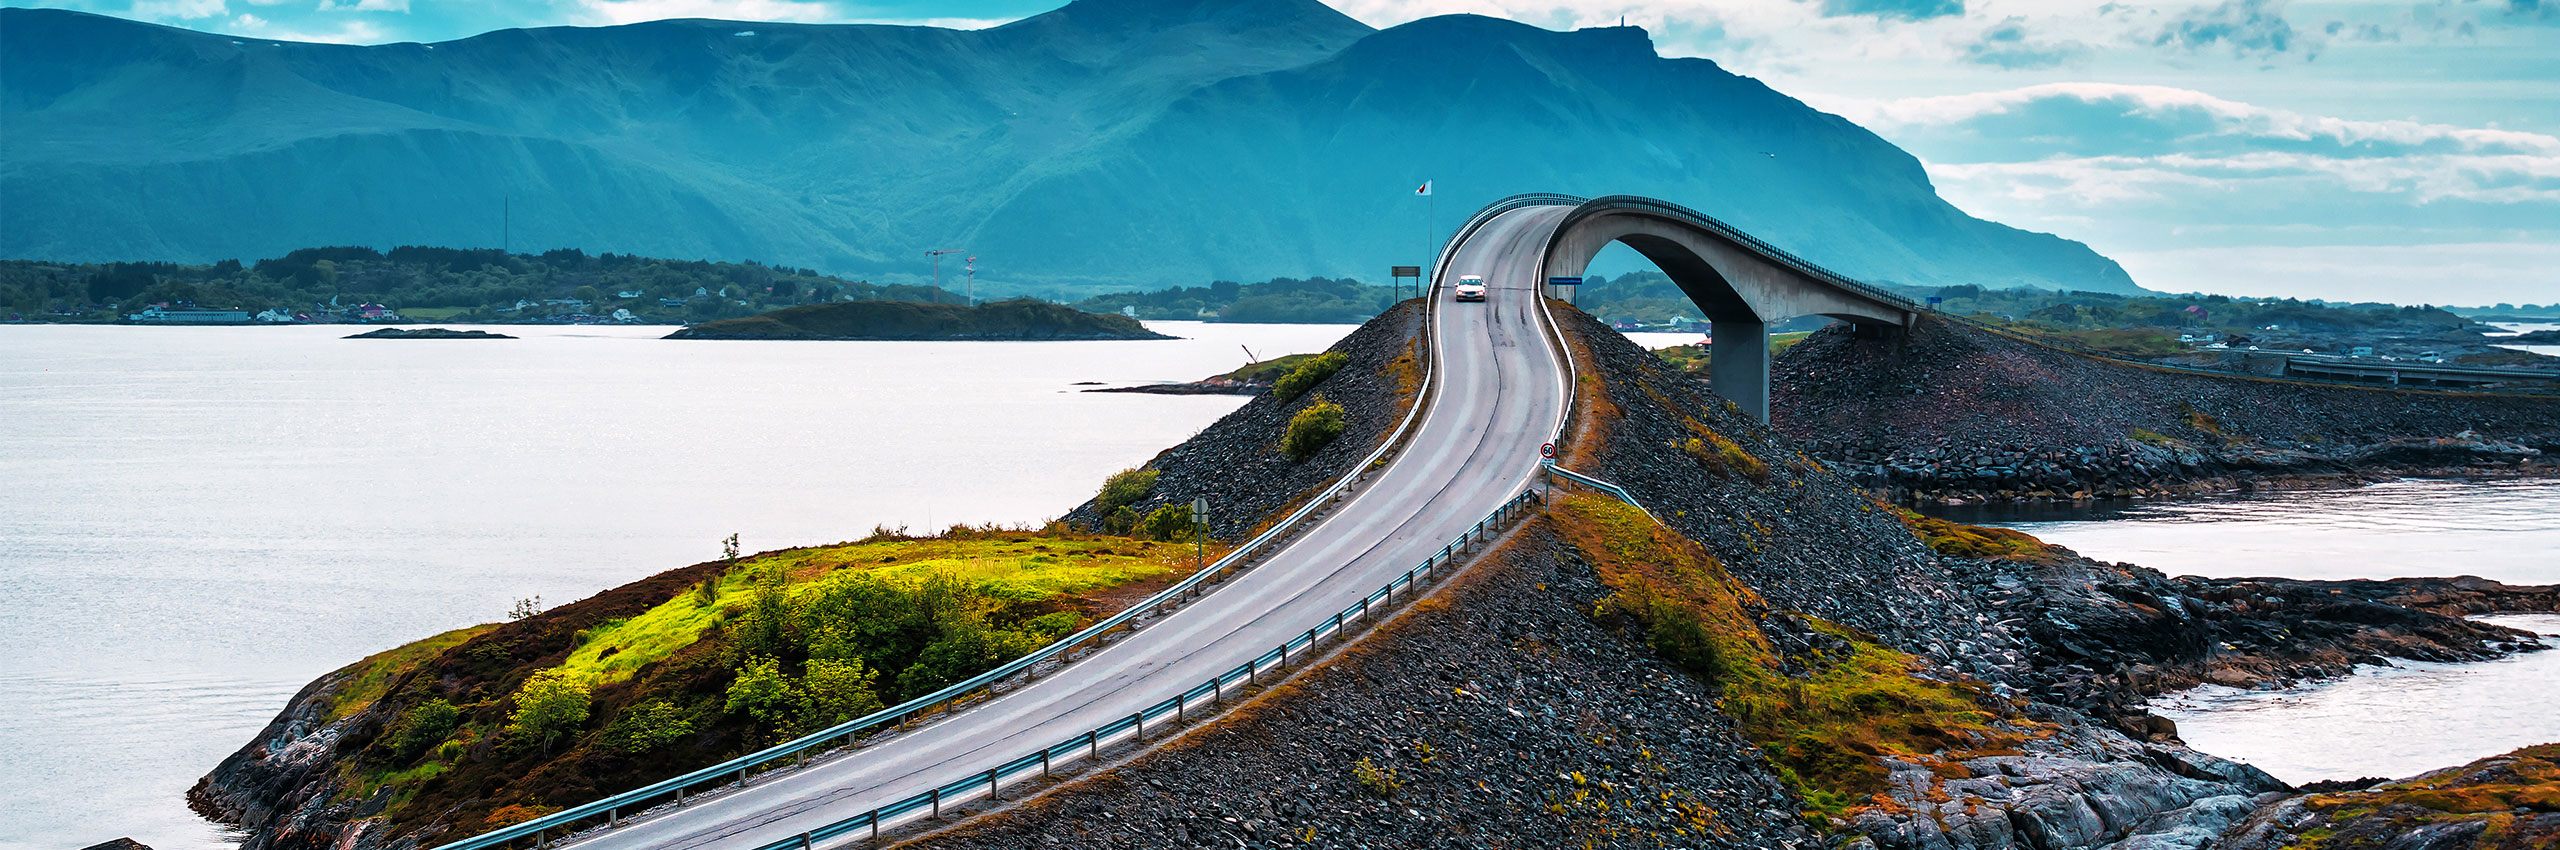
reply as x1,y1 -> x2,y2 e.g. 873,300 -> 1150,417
11,0 -> 2559,305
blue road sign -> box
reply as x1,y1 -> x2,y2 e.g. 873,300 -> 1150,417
1547,277 -> 1583,286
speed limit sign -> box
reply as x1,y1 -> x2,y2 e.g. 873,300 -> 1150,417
1539,442 -> 1555,459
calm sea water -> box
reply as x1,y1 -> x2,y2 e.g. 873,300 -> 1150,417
1970,480 -> 2560,784
0,322 -> 1353,850
2487,321 -> 2560,357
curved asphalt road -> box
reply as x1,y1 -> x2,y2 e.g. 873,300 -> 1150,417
562,204 -> 1574,849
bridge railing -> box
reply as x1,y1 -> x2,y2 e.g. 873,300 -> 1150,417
429,301 -> 1453,850
736,486 -> 1551,850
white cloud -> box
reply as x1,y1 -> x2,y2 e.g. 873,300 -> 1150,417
315,0 -> 410,12
577,0 -> 840,26
1819,82 -> 2560,157
127,0 -> 226,20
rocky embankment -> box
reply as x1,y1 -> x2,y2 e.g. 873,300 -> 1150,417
1059,302 -> 1424,540
666,298 -> 1171,341
1776,315 -> 2560,505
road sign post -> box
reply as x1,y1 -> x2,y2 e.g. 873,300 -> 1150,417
1547,276 -> 1582,306
1392,266 -> 1422,301
1190,498 -> 1209,574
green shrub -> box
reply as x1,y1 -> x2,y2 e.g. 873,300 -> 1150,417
505,669 -> 592,752
599,701 -> 694,754
1095,468 -> 1158,515
383,698 -> 460,763
724,655 -> 801,724
801,658 -> 884,729
1102,505 -> 1142,535
434,739 -> 468,763
1284,397 -> 1347,461
1140,502 -> 1198,542
1272,351 -> 1348,402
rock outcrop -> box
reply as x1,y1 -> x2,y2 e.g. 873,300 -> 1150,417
1775,315 -> 2560,505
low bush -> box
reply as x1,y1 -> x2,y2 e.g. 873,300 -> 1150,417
599,700 -> 694,754
1095,467 -> 1158,515
382,698 -> 460,764
1284,397 -> 1347,461
1272,351 -> 1348,402
505,669 -> 593,753
1140,502 -> 1199,542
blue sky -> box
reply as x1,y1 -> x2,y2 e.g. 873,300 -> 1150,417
13,0 -> 2559,304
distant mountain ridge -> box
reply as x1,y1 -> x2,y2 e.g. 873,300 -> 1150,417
0,1 -> 2143,295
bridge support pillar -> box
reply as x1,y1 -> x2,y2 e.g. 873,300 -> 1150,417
1709,318 -> 1770,423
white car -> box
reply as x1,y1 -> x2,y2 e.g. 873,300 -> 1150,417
1453,275 -> 1487,302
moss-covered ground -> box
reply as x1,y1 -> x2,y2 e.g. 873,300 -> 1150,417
2281,744 -> 2560,849
325,526 -> 1198,842
1891,507 -> 2063,564
1550,495 -> 2033,824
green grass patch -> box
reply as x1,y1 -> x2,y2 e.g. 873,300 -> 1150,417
326,624 -> 499,721
1223,352 -> 1320,384
1273,351 -> 1348,402
1649,332 -> 1812,376
1551,496 -> 2030,825
397,306 -> 471,320
556,531 -> 1194,685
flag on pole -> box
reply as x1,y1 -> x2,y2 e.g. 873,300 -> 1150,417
1415,180 -> 1433,196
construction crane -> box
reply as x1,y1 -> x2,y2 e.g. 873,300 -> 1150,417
926,249 -> 964,303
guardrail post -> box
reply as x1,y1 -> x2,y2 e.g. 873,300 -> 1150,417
1042,749 -> 1052,778
676,784 -> 686,807
799,832 -> 814,849
1175,691 -> 1186,721
1089,730 -> 1099,761
931,786 -> 942,819
870,813 -> 881,841
1132,711 -> 1145,741
989,769 -> 1001,801
608,807 -> 618,828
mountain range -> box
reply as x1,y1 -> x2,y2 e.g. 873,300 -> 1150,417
0,0 -> 2143,296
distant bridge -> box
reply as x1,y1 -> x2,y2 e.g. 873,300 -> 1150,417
2274,354 -> 2560,388
1441,194 -> 1922,422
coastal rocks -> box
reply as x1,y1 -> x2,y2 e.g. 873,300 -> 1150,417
1773,315 -> 2560,506
185,669 -> 373,850
2220,745 -> 2560,850
82,840 -> 157,850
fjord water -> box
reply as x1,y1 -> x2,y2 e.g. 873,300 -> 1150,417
1966,479 -> 2560,783
0,322 -> 1352,850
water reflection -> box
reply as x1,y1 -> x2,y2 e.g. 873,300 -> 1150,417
2151,615 -> 2560,784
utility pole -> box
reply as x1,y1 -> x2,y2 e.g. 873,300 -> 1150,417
927,249 -> 963,303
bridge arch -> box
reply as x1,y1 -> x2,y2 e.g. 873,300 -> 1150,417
1442,194 -> 1920,423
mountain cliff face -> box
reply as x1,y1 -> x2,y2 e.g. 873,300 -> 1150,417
0,1 -> 2140,295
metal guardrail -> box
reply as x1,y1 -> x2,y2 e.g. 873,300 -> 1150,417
1541,461 -> 1655,522
741,488 -> 1547,850
436,292 -> 1453,850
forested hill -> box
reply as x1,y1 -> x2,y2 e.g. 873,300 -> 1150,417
0,247 -> 956,324
4,1 -> 2138,296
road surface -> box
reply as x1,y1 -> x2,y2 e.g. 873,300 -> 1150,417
563,204 -> 1574,848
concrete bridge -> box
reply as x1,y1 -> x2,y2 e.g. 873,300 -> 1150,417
1442,194 -> 1922,422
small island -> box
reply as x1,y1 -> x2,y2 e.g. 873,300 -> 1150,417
666,299 -> 1171,341
344,328 -> 515,339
